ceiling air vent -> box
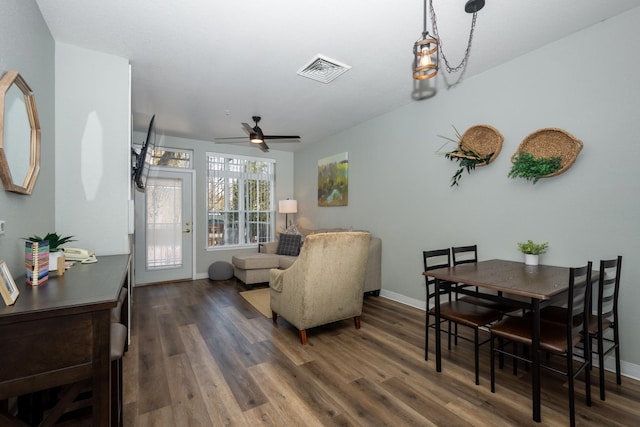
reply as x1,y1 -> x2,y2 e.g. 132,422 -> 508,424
296,54 -> 351,84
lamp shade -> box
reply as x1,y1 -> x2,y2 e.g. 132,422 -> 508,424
278,199 -> 298,214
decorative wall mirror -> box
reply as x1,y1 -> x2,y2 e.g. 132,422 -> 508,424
0,70 -> 41,194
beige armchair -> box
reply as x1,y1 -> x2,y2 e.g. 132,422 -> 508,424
269,231 -> 371,344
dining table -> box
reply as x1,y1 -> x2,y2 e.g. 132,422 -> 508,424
424,259 -> 595,423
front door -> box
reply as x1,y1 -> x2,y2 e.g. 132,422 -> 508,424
134,168 -> 194,285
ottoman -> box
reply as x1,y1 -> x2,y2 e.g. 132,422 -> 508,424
231,253 -> 281,285
208,261 -> 235,281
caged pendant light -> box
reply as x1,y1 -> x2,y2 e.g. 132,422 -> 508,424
413,0 -> 439,80
413,0 -> 485,82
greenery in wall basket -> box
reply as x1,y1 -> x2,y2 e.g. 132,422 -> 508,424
516,240 -> 549,255
508,152 -> 562,184
439,126 -> 494,187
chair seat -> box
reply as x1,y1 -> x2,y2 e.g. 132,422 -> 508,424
430,300 -> 502,328
538,306 -> 611,336
110,323 -> 127,361
490,316 -> 582,354
539,305 -> 566,323
588,315 -> 612,336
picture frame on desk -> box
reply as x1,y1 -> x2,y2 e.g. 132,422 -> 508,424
0,260 -> 19,306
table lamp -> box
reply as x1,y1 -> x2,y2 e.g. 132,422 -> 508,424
278,199 -> 298,228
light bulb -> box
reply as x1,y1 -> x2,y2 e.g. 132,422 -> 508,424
419,50 -> 433,67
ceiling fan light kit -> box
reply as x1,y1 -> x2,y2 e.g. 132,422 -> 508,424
249,116 -> 265,143
413,0 -> 485,83
214,116 -> 300,152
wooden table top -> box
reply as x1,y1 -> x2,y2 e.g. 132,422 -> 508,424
0,254 -> 130,323
425,259 -> 577,301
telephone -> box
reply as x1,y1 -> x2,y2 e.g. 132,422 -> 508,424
63,247 -> 98,264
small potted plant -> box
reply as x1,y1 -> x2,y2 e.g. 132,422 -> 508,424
517,240 -> 549,266
24,232 -> 76,271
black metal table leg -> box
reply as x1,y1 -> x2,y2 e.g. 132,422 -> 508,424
531,299 -> 541,422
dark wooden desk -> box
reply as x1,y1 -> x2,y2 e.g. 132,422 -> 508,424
425,259 -> 589,423
0,254 -> 130,426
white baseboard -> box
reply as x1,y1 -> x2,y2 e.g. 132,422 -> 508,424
379,289 -> 426,310
378,290 -> 640,382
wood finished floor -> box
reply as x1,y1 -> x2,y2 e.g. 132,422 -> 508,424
123,279 -> 640,426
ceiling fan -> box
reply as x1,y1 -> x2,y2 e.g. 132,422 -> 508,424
215,116 -> 300,152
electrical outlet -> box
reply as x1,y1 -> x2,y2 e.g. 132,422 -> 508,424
0,220 -> 5,235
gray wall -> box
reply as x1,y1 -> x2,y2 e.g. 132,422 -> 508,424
294,8 -> 640,371
0,0 -> 55,274
54,43 -> 131,255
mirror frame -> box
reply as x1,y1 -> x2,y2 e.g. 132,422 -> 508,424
0,70 -> 41,195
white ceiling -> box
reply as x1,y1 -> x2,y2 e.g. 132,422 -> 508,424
36,0 -> 640,151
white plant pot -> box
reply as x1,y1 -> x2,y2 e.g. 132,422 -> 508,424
524,254 -> 539,266
49,251 -> 63,272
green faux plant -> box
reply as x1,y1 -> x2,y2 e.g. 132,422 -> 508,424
508,152 -> 562,184
439,126 -> 494,187
516,240 -> 549,255
24,232 -> 76,252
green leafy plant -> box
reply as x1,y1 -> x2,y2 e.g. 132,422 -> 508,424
24,232 -> 76,252
516,240 -> 549,255
439,126 -> 494,187
508,152 -> 562,184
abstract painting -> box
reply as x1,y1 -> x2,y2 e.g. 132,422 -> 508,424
318,152 -> 348,207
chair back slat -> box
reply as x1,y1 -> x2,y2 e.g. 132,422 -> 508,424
451,245 -> 478,266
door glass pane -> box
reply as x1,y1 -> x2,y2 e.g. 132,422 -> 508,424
146,177 -> 183,269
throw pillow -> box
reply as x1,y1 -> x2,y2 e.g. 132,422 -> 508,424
276,233 -> 302,256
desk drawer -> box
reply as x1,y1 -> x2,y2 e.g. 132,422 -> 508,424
0,312 -> 93,386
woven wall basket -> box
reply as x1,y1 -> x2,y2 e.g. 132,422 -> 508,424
511,128 -> 583,178
458,124 -> 504,166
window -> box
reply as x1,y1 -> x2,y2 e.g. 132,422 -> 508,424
132,145 -> 192,168
207,153 -> 275,248
152,147 -> 192,168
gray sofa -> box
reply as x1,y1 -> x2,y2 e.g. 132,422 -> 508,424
232,230 -> 382,295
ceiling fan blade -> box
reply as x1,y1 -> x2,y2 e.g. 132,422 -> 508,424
257,141 -> 270,152
261,138 -> 300,144
241,123 -> 253,134
263,135 -> 301,140
214,137 -> 248,144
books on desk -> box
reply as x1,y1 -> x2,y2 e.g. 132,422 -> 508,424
25,241 -> 49,286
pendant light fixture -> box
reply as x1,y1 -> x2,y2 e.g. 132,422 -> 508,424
413,0 -> 485,83
413,0 -> 438,80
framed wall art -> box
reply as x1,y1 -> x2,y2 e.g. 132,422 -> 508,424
318,152 -> 348,207
0,260 -> 19,306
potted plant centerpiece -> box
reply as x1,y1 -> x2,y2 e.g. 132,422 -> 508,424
24,232 -> 75,272
517,240 -> 548,266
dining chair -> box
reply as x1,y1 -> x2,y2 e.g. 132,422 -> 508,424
538,256 -> 622,401
423,248 -> 503,385
591,256 -> 622,400
451,245 -> 513,314
489,262 -> 592,427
